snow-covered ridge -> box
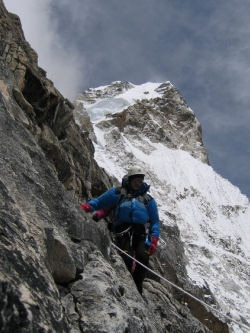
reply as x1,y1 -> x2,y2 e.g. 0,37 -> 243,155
75,81 -> 250,333
76,81 -> 175,122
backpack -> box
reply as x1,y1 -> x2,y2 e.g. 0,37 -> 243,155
115,186 -> 152,206
93,186 -> 152,230
113,187 -> 152,225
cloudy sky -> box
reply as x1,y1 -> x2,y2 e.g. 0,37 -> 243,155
4,0 -> 250,199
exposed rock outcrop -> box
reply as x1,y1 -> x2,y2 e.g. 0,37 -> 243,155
0,0 -> 110,200
0,1 -> 230,332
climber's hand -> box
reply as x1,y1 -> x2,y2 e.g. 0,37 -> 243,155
92,212 -> 101,222
80,203 -> 91,213
149,236 -> 158,255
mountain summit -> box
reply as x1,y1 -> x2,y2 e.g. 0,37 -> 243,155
75,81 -> 250,333
75,81 -> 208,164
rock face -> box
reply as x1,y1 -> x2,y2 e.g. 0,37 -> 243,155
0,2 -> 231,333
0,0 -> 110,200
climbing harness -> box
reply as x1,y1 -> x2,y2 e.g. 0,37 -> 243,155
111,242 -> 250,331
112,226 -> 133,248
113,225 -> 132,237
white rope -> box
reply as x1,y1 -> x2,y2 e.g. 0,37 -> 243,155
111,242 -> 250,331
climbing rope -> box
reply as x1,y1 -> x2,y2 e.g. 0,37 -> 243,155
111,242 -> 250,331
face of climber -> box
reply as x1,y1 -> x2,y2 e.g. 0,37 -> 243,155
129,176 -> 144,190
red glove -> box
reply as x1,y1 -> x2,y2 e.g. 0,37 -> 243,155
80,203 -> 91,212
149,236 -> 158,255
92,208 -> 112,222
92,210 -> 103,222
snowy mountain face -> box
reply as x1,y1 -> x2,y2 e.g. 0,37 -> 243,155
74,81 -> 250,333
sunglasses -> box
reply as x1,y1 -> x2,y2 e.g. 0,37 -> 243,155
130,177 -> 144,183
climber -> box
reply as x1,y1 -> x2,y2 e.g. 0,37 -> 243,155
80,165 -> 160,294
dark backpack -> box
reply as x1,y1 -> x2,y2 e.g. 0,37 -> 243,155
115,186 -> 152,206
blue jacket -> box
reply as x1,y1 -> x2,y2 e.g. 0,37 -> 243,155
88,182 -> 160,238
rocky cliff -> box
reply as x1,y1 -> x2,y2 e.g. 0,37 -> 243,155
0,1 -> 234,332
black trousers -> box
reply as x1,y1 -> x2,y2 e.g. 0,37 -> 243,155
115,225 -> 149,294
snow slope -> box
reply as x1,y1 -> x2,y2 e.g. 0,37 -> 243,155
76,82 -> 250,333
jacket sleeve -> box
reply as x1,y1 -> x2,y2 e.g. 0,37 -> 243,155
88,187 -> 119,212
147,199 -> 160,238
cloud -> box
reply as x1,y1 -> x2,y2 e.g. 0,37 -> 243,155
4,0 -> 85,99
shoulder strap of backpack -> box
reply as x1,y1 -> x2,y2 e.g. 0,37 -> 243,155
142,193 -> 153,205
115,187 -> 152,205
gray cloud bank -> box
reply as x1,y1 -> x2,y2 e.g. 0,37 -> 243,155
4,0 -> 250,198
